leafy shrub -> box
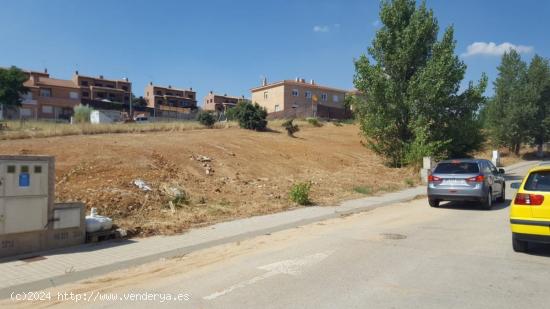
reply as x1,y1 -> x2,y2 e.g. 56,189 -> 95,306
197,111 -> 216,128
306,117 -> 323,127
73,104 -> 93,123
282,119 -> 299,136
289,181 -> 312,205
353,186 -> 372,195
232,101 -> 268,131
404,178 -> 415,187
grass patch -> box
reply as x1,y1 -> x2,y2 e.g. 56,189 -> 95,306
404,178 -> 415,187
306,117 -> 323,127
0,120 -> 237,140
353,186 -> 372,195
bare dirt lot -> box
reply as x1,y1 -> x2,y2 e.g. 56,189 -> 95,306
0,123 -> 418,236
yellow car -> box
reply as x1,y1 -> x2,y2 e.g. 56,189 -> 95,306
510,163 -> 550,252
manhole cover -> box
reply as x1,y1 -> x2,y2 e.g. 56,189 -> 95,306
380,233 -> 407,240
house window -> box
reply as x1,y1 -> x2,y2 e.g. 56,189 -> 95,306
321,93 -> 328,101
42,105 -> 53,114
81,81 -> 89,86
95,83 -> 103,87
157,100 -> 163,105
122,86 -> 128,91
305,91 -> 312,99
156,91 -> 162,95
97,92 -> 106,98
274,105 -> 280,112
264,91 -> 268,99
20,108 -> 32,117
332,94 -> 340,102
292,89 -> 299,97
82,91 -> 89,97
40,88 -> 52,97
69,91 -> 79,99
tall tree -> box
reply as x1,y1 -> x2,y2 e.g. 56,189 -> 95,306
526,54 -> 550,157
353,0 -> 487,167
0,66 -> 28,109
486,50 -> 535,154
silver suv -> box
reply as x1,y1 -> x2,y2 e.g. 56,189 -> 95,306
427,159 -> 506,209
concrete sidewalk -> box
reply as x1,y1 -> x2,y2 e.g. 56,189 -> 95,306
0,160 -> 536,298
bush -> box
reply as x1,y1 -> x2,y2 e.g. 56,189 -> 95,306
197,111 -> 216,128
289,181 -> 312,205
353,186 -> 372,195
282,119 -> 299,136
306,117 -> 323,127
73,104 -> 93,123
232,101 -> 268,131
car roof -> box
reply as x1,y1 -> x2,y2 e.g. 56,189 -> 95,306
530,162 -> 550,172
437,158 -> 485,164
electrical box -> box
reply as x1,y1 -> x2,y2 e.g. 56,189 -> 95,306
0,155 -> 85,258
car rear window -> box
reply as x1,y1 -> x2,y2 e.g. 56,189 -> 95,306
434,162 -> 480,174
524,171 -> 550,192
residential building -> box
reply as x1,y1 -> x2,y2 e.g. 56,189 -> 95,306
144,82 -> 197,116
20,69 -> 81,120
203,91 -> 242,113
72,71 -> 131,105
250,77 -> 351,119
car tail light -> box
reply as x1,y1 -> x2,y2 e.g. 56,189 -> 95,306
514,193 -> 545,206
428,175 -> 442,183
466,175 -> 484,183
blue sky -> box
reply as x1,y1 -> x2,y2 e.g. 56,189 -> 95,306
1,0 -> 548,103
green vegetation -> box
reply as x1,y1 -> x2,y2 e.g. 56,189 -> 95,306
73,104 -> 93,123
353,186 -> 372,195
289,181 -> 312,205
231,101 -> 268,131
404,178 -> 415,187
353,0 -> 487,167
306,117 -> 323,127
485,51 -> 550,156
282,119 -> 299,136
0,66 -> 28,109
197,110 -> 216,128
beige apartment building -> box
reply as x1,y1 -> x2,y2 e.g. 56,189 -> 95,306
20,69 -> 81,120
72,71 -> 131,104
144,82 -> 197,115
203,91 -> 242,113
250,78 -> 351,119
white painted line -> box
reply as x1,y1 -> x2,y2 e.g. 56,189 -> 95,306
203,250 -> 334,300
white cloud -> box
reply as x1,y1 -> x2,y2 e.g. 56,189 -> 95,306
372,20 -> 380,28
313,25 -> 330,33
462,42 -> 534,57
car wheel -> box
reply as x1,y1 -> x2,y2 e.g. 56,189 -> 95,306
497,184 -> 506,203
512,235 -> 528,252
481,190 -> 492,210
429,199 -> 439,208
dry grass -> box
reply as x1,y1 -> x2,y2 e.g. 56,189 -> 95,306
0,124 -> 417,237
0,120 -> 237,140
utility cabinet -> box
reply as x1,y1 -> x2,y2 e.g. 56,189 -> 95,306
0,155 -> 85,259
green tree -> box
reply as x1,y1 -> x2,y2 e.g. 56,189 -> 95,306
486,50 -> 535,154
231,101 -> 268,131
196,110 -> 216,128
525,54 -> 550,157
353,0 -> 486,166
0,66 -> 28,109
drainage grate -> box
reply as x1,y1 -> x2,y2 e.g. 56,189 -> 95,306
19,255 -> 47,263
380,233 -> 407,240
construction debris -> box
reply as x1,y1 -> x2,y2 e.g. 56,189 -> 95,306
133,179 -> 152,191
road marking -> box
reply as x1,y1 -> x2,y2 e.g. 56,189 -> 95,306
203,250 -> 334,300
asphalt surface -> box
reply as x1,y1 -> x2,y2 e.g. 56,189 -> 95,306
8,162 -> 550,308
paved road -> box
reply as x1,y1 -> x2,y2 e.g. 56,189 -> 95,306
7,162 -> 550,308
